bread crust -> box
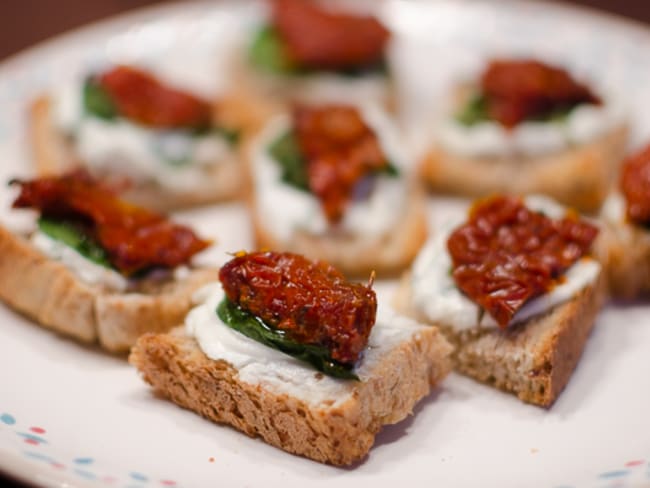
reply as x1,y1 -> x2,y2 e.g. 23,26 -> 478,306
393,270 -> 606,407
230,51 -> 396,113
420,124 -> 629,213
129,323 -> 452,465
0,224 -> 219,352
29,95 -> 244,212
251,185 -> 428,278
596,220 -> 650,299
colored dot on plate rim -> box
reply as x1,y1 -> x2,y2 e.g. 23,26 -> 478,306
30,427 -> 46,434
0,413 -> 16,425
160,481 -> 176,486
625,460 -> 645,467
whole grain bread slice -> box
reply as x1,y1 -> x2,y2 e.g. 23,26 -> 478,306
129,321 -> 452,466
595,219 -> 650,299
393,271 -> 606,407
420,124 -> 628,214
0,224 -> 218,352
29,96 -> 244,212
250,185 -> 428,279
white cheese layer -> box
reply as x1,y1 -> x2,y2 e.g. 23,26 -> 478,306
186,283 -> 429,407
411,197 -> 601,330
53,79 -> 233,192
601,192 -> 626,225
438,100 -> 624,158
31,231 -> 128,292
250,105 -> 408,241
280,73 -> 388,108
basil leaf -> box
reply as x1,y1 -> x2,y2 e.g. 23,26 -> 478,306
380,161 -> 400,177
456,93 -> 489,126
268,130 -> 309,191
217,298 -> 359,380
249,25 -> 295,74
83,77 -> 118,120
38,218 -> 112,269
269,130 -> 399,190
213,126 -> 241,146
456,92 -> 578,126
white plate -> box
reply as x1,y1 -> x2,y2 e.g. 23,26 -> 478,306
1,1 -> 649,487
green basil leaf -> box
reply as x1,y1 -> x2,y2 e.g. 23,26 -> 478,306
268,130 -> 310,191
249,25 -> 295,74
213,126 -> 241,146
269,130 -> 399,190
37,218 -> 112,269
455,93 -> 489,126
217,297 -> 360,380
380,161 -> 400,177
83,77 -> 118,120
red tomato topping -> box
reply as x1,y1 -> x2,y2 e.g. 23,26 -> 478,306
12,170 -> 211,275
294,104 -> 389,223
621,143 -> 650,225
98,65 -> 212,129
480,59 -> 600,128
447,195 -> 598,328
219,251 -> 377,365
271,0 -> 390,70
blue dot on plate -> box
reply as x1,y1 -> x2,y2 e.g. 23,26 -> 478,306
73,469 -> 96,480
0,413 -> 16,425
598,470 -> 629,479
73,457 -> 94,465
130,472 -> 148,482
23,451 -> 52,463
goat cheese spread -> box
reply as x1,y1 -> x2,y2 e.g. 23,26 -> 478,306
31,231 -> 128,292
52,78 -> 233,192
251,105 -> 408,241
186,283 -> 428,406
438,97 -> 624,158
411,196 -> 601,330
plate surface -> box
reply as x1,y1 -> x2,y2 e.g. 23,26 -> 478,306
0,2 -> 649,487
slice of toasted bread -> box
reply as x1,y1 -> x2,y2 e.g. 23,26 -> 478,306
393,270 -> 606,407
596,219 -> 650,300
250,185 -> 428,278
420,124 -> 628,214
129,313 -> 452,466
29,96 -> 244,212
0,224 -> 219,352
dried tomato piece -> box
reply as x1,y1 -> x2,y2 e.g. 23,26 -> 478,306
98,65 -> 212,129
621,143 -> 650,225
12,170 -> 211,275
271,0 -> 389,70
219,251 -> 377,365
447,195 -> 598,328
480,59 -> 600,128
293,104 -> 388,222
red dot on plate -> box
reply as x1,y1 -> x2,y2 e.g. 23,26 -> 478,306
24,438 -> 39,445
102,476 -> 117,484
30,427 -> 46,434
51,463 -> 65,470
160,480 -> 176,486
624,460 -> 644,467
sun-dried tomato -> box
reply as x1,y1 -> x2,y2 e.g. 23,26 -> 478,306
293,104 -> 388,222
621,143 -> 650,226
480,59 -> 600,128
271,0 -> 389,70
98,65 -> 212,129
12,170 -> 210,275
447,195 -> 598,328
219,251 -> 377,365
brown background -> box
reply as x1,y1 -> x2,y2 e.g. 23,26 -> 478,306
0,0 -> 648,487
1,0 -> 650,61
